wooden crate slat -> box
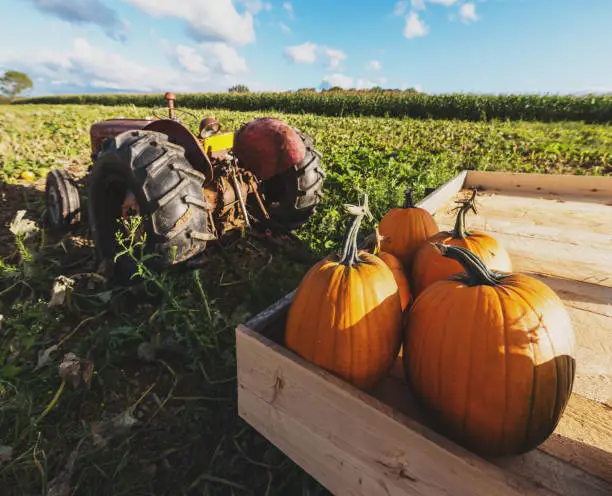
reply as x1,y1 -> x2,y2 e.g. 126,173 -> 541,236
465,171 -> 612,198
237,326 -> 557,496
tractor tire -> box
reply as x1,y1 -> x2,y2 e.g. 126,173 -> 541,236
45,168 -> 81,230
261,129 -> 325,229
88,129 -> 213,284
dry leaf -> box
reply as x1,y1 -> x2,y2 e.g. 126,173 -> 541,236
48,276 -> 75,308
34,344 -> 59,371
0,446 -> 12,463
58,353 -> 94,389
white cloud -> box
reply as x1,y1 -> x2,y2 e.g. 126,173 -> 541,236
128,0 -> 256,46
322,73 -> 353,89
429,0 -> 457,5
202,42 -> 248,74
356,76 -> 387,89
0,37 -> 250,94
239,0 -> 272,14
175,45 -> 210,76
280,22 -> 291,33
285,42 -> 317,64
323,47 -> 347,69
393,1 -> 409,16
401,82 -> 423,92
366,60 -> 381,71
412,0 -> 426,10
459,3 -> 479,23
404,11 -> 429,39
282,2 -> 294,19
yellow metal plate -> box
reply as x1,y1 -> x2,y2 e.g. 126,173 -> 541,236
202,132 -> 234,154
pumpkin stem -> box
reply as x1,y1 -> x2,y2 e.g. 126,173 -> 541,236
403,188 -> 415,208
339,194 -> 373,266
434,243 -> 505,286
451,189 -> 478,239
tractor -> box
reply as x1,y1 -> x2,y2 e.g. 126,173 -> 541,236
44,92 -> 325,283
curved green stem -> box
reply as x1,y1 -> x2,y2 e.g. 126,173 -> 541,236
403,188 -> 415,208
434,243 -> 504,286
339,194 -> 372,266
451,189 -> 478,239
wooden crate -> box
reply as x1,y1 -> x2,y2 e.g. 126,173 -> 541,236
236,170 -> 612,496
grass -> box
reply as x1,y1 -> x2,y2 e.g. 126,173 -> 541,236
0,104 -> 611,495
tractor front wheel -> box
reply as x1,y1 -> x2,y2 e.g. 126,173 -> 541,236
88,130 -> 213,284
260,130 -> 325,229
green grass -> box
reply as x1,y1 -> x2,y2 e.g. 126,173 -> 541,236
0,104 -> 611,495
16,91 -> 612,123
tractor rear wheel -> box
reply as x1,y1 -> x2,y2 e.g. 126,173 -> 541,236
260,129 -> 325,229
88,130 -> 213,284
45,168 -> 81,230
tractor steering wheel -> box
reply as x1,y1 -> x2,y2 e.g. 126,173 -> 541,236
151,107 -> 199,124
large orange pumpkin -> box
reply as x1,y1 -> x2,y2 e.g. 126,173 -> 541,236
411,190 -> 512,296
285,196 -> 403,391
404,244 -> 576,458
378,188 -> 439,270
377,251 -> 412,312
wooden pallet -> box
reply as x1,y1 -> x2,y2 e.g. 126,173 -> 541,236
236,170 -> 612,496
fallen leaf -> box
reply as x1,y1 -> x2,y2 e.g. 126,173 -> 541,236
48,276 -> 75,308
112,410 -> 139,430
0,446 -> 12,463
34,344 -> 59,371
58,353 -> 94,389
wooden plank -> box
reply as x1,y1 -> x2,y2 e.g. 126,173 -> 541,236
416,170 -> 467,214
464,171 -> 612,199
236,325 -> 612,496
373,377 -> 612,484
428,222 -> 612,288
541,395 -> 612,484
432,196 -> 612,250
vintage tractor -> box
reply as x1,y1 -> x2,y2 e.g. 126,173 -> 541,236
44,92 -> 325,282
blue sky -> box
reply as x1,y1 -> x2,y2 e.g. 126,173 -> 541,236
0,0 -> 611,96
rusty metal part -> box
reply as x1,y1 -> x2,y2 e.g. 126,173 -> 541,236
199,117 -> 221,137
230,161 -> 250,228
165,92 -> 176,120
144,119 -> 214,182
233,118 -> 306,181
248,176 -> 270,220
90,119 -> 154,155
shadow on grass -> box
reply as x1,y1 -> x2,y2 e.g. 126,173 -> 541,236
0,178 -> 331,496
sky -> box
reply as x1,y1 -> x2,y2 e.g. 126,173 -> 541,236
0,0 -> 611,96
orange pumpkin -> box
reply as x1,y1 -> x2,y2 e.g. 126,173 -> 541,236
404,244 -> 576,457
285,196 -> 403,391
411,190 -> 512,296
378,188 -> 439,270
378,251 -> 412,312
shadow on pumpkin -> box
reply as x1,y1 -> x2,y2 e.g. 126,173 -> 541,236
285,287 -> 403,391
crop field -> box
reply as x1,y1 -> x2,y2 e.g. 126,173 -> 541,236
0,104 -> 611,495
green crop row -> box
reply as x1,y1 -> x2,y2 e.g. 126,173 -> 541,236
17,91 -> 612,123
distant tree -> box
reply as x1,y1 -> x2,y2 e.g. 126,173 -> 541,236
0,70 -> 33,98
228,84 -> 250,93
